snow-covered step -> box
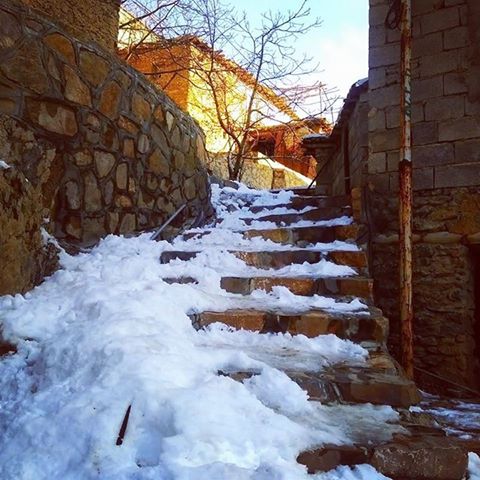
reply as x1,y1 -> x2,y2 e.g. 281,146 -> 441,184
297,434 -> 467,479
247,194 -> 350,213
240,206 -> 352,226
190,307 -> 388,343
268,186 -> 329,197
220,350 -> 420,408
161,249 -> 368,271
243,223 -> 363,245
220,275 -> 374,301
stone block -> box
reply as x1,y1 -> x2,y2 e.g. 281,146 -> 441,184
368,152 -> 387,174
1,41 -> 49,95
439,116 -> 480,141
368,107 -> 386,132
123,138 -> 135,158
444,25 -> 469,50
413,167 -> 434,190
435,163 -> 480,188
64,66 -> 91,107
412,76 -> 443,102
412,121 -> 438,146
420,51 -> 458,77
0,10 -> 21,51
369,68 -> 386,90
43,33 -> 76,65
79,49 -> 109,87
370,128 -> 400,153
148,148 -> 170,176
84,172 -> 102,212
421,6 -> 460,34
99,81 -> 122,119
137,134 -> 150,154
369,4 -> 389,26
412,0 -> 444,16
116,163 -> 128,190
371,437 -> 467,480
425,95 -> 464,121
65,180 -> 81,210
413,143 -> 454,167
131,93 -> 151,123
412,32 -> 442,59
455,139 -> 480,163
369,25 -> 385,48
444,72 -> 467,95
369,84 -> 400,109
26,99 -> 78,136
94,150 -> 115,178
119,213 -> 136,233
369,43 -> 400,68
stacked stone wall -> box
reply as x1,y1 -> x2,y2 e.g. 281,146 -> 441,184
0,0 -> 212,295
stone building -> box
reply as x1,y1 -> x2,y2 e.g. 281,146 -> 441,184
304,0 -> 480,391
119,17 -> 327,188
0,0 -> 213,295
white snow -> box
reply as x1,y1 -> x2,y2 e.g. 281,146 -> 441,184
470,453 -> 480,480
0,159 -> 11,169
0,184 -> 397,479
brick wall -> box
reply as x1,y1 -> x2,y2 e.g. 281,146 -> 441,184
22,0 -> 120,53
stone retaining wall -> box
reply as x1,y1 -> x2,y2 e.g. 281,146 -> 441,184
368,186 -> 480,390
0,0 -> 213,295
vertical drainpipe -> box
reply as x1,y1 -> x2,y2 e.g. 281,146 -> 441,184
399,0 -> 414,380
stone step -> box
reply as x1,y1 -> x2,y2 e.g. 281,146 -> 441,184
220,275 -> 374,301
190,307 -> 388,343
241,206 -> 352,226
297,435 -> 467,479
269,187 -> 328,197
247,194 -> 350,213
220,352 -> 421,408
243,224 -> 362,245
160,249 -> 368,271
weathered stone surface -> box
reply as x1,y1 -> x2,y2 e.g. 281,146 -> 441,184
1,41 -> 49,94
79,49 -> 109,87
165,111 -> 174,131
65,180 -> 81,209
74,150 -> 92,166
137,133 -> 150,154
116,162 -> 128,190
123,138 -> 135,158
371,437 -> 467,480
119,213 -> 136,233
44,33 -> 76,64
64,66 -> 91,106
148,148 -> 170,176
0,10 -> 21,50
26,99 -> 78,136
115,194 -> 132,208
132,92 -> 151,122
84,172 -> 101,212
99,81 -> 122,119
94,151 -> 115,178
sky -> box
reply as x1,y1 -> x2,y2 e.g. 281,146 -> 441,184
234,0 -> 369,120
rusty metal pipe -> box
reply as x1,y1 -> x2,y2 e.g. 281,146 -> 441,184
399,0 -> 414,380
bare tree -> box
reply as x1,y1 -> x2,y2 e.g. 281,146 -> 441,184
120,0 -> 324,181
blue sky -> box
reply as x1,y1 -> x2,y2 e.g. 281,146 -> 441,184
234,0 -> 369,117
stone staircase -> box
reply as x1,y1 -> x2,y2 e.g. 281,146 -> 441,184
161,188 -> 469,479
